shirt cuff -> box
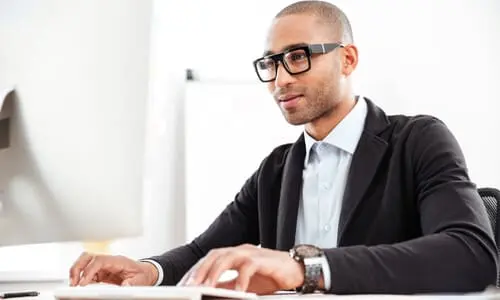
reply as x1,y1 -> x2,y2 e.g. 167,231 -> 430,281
319,256 -> 331,291
139,259 -> 164,286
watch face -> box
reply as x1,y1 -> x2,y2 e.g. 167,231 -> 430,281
293,244 -> 323,258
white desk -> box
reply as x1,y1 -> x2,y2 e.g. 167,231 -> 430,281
0,270 -> 67,291
13,291 -> 500,300
259,290 -> 500,300
262,293 -> 500,300
3,285 -> 500,300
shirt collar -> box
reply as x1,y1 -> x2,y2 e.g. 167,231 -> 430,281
304,96 -> 368,162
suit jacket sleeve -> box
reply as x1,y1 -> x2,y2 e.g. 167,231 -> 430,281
145,167 -> 261,285
324,117 -> 497,294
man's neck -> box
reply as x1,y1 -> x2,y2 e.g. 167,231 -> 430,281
305,97 -> 357,141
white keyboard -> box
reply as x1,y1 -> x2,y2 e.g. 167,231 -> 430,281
53,285 -> 257,300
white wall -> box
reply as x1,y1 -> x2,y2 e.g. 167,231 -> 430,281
181,0 -> 500,240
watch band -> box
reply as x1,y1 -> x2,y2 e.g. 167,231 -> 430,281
289,244 -> 325,294
299,257 -> 324,293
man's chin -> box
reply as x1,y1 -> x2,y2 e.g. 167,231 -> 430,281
282,112 -> 309,126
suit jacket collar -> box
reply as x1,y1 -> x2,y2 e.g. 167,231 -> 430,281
337,98 -> 390,244
276,133 -> 305,251
276,97 -> 390,250
363,97 -> 391,135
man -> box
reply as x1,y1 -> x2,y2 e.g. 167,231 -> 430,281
69,0 -> 497,295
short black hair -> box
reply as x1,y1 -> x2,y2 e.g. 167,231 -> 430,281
275,0 -> 354,44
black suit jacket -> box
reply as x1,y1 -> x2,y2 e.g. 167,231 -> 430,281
148,98 -> 497,294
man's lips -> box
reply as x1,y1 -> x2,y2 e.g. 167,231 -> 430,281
277,94 -> 303,109
278,94 -> 303,102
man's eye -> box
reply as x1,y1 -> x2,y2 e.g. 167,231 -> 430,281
290,53 -> 306,61
258,60 -> 274,70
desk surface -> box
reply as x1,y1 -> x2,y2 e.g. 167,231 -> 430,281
16,290 -> 500,300
2,284 -> 500,300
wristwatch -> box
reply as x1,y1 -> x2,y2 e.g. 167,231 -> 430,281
289,244 -> 325,293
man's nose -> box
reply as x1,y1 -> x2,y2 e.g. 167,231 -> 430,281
274,63 -> 296,88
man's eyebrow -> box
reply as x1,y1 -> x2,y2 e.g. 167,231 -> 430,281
262,43 -> 309,57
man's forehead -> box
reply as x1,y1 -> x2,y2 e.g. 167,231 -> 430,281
263,14 -> 326,55
262,42 -> 309,57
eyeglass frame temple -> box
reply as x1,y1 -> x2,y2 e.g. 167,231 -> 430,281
308,42 -> 344,54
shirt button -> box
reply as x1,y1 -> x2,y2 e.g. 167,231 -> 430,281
324,225 -> 331,232
321,183 -> 330,190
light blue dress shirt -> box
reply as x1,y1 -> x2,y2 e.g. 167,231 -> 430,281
146,97 -> 368,289
295,97 -> 367,290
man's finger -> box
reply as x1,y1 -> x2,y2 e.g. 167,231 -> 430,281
234,260 -> 258,291
203,252 -> 244,287
185,249 -> 226,286
69,252 -> 94,286
78,256 -> 103,286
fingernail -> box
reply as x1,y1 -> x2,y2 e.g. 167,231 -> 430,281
235,284 -> 242,291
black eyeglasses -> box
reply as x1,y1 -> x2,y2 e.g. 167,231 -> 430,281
253,43 -> 344,83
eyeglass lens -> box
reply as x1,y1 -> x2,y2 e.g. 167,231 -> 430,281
255,48 -> 309,81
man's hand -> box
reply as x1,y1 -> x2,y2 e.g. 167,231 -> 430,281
177,244 -> 305,295
69,252 -> 159,287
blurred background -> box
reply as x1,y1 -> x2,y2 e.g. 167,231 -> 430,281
0,0 -> 499,283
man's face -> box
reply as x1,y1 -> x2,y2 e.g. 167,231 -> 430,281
263,14 -> 344,125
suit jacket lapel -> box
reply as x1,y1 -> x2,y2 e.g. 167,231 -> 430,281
276,134 -> 305,251
337,98 -> 390,244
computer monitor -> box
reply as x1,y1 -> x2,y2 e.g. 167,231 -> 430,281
0,0 -> 150,248
0,84 -> 146,247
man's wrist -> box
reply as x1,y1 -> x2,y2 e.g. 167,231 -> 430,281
139,259 -> 162,286
294,258 -> 305,289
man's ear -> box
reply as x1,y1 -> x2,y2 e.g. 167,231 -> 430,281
342,44 -> 358,76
